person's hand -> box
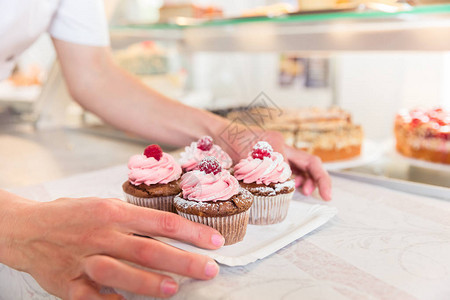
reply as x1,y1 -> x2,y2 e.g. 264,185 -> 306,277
285,145 -> 332,201
2,195 -> 224,299
215,126 -> 331,201
257,130 -> 332,201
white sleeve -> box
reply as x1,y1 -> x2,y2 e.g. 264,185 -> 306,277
48,0 -> 110,46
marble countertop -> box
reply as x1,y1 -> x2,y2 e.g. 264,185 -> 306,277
1,125 -> 450,299
2,165 -> 450,299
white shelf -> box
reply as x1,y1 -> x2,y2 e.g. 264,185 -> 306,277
111,5 -> 450,52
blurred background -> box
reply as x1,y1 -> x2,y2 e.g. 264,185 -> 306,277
1,0 -> 449,190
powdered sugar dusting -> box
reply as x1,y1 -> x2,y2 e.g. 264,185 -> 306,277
198,156 -> 222,175
251,141 -> 274,159
251,186 -> 277,196
275,180 -> 295,192
245,179 -> 295,196
175,196 -> 210,210
253,141 -> 273,153
197,136 -> 213,151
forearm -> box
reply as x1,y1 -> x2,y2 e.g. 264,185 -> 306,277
81,64 -> 227,146
0,189 -> 37,271
54,40 -> 228,147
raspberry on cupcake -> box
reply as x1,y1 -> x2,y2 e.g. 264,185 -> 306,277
179,136 -> 232,172
122,144 -> 182,212
174,156 -> 253,245
233,141 -> 295,225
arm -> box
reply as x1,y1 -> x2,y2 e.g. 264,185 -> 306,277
53,39 -> 331,200
52,39 -> 227,147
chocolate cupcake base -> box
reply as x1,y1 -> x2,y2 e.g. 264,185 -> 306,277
174,190 -> 253,245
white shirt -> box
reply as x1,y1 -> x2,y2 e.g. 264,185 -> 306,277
0,0 -> 110,81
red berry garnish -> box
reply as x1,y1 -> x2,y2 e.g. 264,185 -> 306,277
143,144 -> 163,161
197,136 -> 213,151
438,132 -> 450,141
440,126 -> 450,140
198,156 -> 222,175
251,141 -> 273,159
410,118 -> 422,128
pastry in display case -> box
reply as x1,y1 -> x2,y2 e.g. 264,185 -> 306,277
227,107 -> 364,162
113,41 -> 168,75
0,64 -> 44,112
159,3 -> 223,22
112,40 -> 186,100
394,107 -> 449,164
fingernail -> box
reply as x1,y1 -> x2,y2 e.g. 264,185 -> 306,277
204,261 -> 219,278
211,234 -> 225,247
305,185 -> 313,196
161,279 -> 178,296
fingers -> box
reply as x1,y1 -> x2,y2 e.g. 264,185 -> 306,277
84,255 -> 178,298
301,178 -> 315,197
122,207 -> 225,249
107,233 -> 219,281
286,146 -> 332,201
68,277 -> 124,300
294,175 -> 304,188
305,156 -> 332,201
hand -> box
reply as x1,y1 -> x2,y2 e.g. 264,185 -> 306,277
215,127 -> 331,201
258,131 -> 332,201
285,145 -> 332,201
1,195 -> 224,299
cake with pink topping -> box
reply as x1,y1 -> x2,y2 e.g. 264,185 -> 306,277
174,156 -> 253,245
395,107 -> 449,164
234,141 -> 295,225
122,144 -> 182,212
179,136 -> 232,172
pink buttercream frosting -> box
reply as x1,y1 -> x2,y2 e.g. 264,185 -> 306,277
179,169 -> 239,202
234,152 -> 292,185
179,142 -> 232,171
128,153 -> 182,186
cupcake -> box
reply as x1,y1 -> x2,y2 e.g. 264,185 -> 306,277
174,156 -> 253,245
233,141 -> 295,225
179,136 -> 232,172
122,144 -> 182,212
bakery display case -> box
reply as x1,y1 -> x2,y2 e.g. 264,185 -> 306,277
3,2 -> 448,190
0,35 -> 55,123
107,2 -> 450,195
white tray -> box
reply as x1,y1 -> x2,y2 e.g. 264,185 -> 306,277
392,150 -> 450,173
155,199 -> 337,266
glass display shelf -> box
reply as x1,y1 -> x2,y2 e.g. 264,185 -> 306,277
110,4 -> 450,51
332,154 -> 450,200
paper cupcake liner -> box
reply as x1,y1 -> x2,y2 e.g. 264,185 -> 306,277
176,209 -> 250,245
124,193 -> 176,213
249,191 -> 294,225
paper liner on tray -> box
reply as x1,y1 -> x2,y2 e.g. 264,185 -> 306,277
249,191 -> 294,225
176,210 -> 250,245
124,193 -> 176,213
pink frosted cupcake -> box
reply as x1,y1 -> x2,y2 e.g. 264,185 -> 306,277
179,136 -> 232,172
122,144 -> 182,212
234,141 -> 295,225
174,157 -> 253,245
